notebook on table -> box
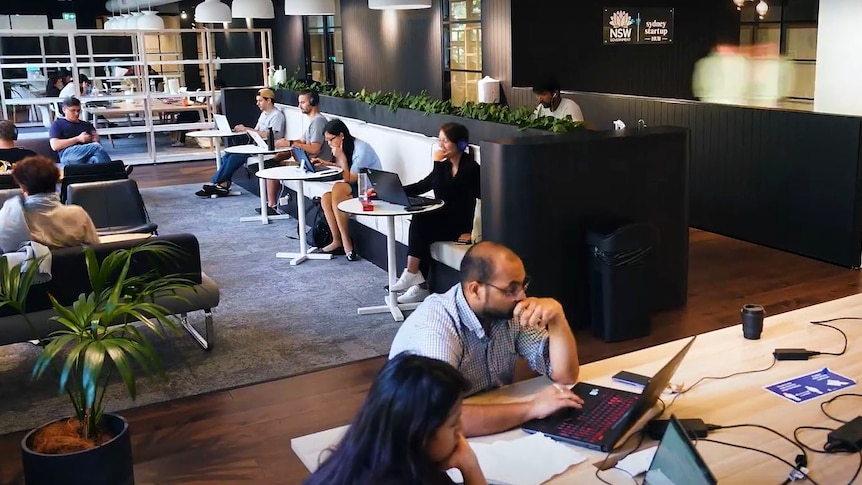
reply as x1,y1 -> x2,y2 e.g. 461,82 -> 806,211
366,168 -> 442,210
522,336 -> 696,452
644,414 -> 717,485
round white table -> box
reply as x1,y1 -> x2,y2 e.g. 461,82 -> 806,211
185,129 -> 236,170
337,198 -> 444,322
223,144 -> 293,224
257,165 -> 344,265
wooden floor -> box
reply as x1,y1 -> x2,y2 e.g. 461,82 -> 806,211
2,161 -> 862,484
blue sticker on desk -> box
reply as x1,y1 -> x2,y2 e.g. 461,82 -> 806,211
764,368 -> 856,403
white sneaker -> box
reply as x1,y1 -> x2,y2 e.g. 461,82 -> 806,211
390,269 -> 425,292
397,285 -> 429,304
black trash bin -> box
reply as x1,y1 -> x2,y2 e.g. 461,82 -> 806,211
586,222 -> 659,342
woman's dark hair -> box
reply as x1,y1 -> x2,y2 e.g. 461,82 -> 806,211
12,156 -> 60,194
440,122 -> 470,153
323,118 -> 356,168
305,353 -> 470,485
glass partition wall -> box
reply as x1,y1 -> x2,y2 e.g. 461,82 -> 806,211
0,28 -> 273,165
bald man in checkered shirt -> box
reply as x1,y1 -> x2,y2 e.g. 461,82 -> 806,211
389,241 -> 583,437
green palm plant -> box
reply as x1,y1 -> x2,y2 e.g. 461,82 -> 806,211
0,241 -> 194,441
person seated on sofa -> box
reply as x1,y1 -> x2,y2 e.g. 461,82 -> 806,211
49,97 -> 112,166
389,241 -> 583,438
388,123 -> 481,303
195,87 -> 285,198
0,121 -> 36,171
259,89 -> 332,216
532,76 -> 583,122
305,352 -> 487,485
0,155 -> 99,252
317,118 -> 382,260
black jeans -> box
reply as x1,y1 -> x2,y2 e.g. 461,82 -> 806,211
408,212 -> 464,278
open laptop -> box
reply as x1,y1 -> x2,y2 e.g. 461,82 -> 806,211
366,168 -> 442,210
294,146 -> 337,174
522,336 -> 696,452
247,130 -> 269,150
214,114 -> 232,132
644,414 -> 717,485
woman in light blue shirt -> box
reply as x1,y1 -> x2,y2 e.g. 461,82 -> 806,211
316,118 -> 382,261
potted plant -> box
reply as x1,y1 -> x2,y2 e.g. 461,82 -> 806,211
0,241 -> 195,485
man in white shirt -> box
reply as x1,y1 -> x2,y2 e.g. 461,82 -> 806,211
532,76 -> 584,122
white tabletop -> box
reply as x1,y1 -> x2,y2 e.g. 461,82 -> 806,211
337,198 -> 444,216
257,165 -> 343,181
186,129 -> 236,138
223,144 -> 291,155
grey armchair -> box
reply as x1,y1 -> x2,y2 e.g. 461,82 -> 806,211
66,179 -> 158,236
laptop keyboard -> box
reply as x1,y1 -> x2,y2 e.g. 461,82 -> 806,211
407,196 -> 439,206
555,389 -> 638,444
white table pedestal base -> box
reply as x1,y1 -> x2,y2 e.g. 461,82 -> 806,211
276,248 -> 333,266
357,295 -> 421,322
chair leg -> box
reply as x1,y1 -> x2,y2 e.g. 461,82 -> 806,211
180,310 -> 214,351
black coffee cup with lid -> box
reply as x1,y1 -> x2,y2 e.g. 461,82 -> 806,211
741,304 -> 765,340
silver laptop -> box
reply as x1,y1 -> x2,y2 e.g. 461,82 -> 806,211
247,130 -> 269,149
214,114 -> 232,132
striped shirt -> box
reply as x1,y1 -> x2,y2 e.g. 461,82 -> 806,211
389,284 -> 552,396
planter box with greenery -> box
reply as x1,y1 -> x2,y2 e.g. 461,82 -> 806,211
274,78 -> 584,143
0,241 -> 197,485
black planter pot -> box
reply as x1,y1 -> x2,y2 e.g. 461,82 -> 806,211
21,414 -> 134,485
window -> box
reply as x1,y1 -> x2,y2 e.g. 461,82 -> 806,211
303,0 -> 344,90
442,0 -> 481,105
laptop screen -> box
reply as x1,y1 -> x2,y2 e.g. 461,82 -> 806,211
293,147 -> 314,172
644,415 -> 717,485
214,114 -> 231,132
247,130 -> 268,149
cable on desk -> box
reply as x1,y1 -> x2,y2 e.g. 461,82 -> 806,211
793,426 -> 837,454
849,450 -> 862,485
594,429 -> 644,485
699,438 -> 821,485
820,393 -> 862,424
665,356 -> 777,410
807,318 -> 853,356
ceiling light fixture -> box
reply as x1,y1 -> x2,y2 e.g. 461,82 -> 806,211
368,0 -> 431,10
284,0 -> 336,15
732,0 -> 768,20
195,0 -> 232,23
232,0 -> 275,19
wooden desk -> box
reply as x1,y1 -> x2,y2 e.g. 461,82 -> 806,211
292,293 -> 862,484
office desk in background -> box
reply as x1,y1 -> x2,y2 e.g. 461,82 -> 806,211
292,293 -> 862,484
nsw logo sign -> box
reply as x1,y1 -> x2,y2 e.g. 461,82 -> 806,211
603,7 -> 674,45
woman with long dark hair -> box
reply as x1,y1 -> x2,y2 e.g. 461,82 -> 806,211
389,122 -> 481,303
304,353 -> 487,485
316,118 -> 381,261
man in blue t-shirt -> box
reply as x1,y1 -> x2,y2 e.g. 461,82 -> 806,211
49,97 -> 111,165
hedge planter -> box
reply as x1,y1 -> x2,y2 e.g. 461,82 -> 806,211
21,414 -> 134,485
279,90 -> 550,143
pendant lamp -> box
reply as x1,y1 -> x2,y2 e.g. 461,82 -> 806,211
137,11 -> 165,30
128,11 -> 144,29
195,0 -> 232,23
284,0 -> 336,15
233,0 -> 275,18
368,0 -> 431,9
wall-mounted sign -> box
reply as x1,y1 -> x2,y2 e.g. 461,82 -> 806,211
603,8 -> 674,45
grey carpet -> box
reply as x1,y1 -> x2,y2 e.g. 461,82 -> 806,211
0,183 -> 400,434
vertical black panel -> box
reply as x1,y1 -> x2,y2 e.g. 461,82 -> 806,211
510,0 -> 739,99
341,0 -> 442,97
482,0 -> 512,104
272,0 -> 307,78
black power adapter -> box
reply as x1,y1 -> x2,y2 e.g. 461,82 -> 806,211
826,416 -> 862,452
773,348 -> 820,361
646,418 -> 709,440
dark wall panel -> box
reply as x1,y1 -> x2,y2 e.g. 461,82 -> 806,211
509,87 -> 862,267
272,0 -> 307,79
482,0 -> 512,104
511,0 -> 739,99
341,0 -> 442,97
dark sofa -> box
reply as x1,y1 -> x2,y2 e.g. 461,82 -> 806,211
0,233 -> 219,350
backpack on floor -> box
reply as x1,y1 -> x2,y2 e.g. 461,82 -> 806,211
304,197 -> 333,249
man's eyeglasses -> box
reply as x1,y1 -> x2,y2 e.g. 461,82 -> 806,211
482,276 -> 531,298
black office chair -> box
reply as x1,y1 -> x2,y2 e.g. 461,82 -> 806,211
65,179 -> 158,236
0,173 -> 17,190
60,160 -> 128,203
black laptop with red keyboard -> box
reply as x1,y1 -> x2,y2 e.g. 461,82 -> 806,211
522,336 -> 696,452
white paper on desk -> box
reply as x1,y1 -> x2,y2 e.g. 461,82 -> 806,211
614,445 -> 657,477
446,433 -> 585,485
